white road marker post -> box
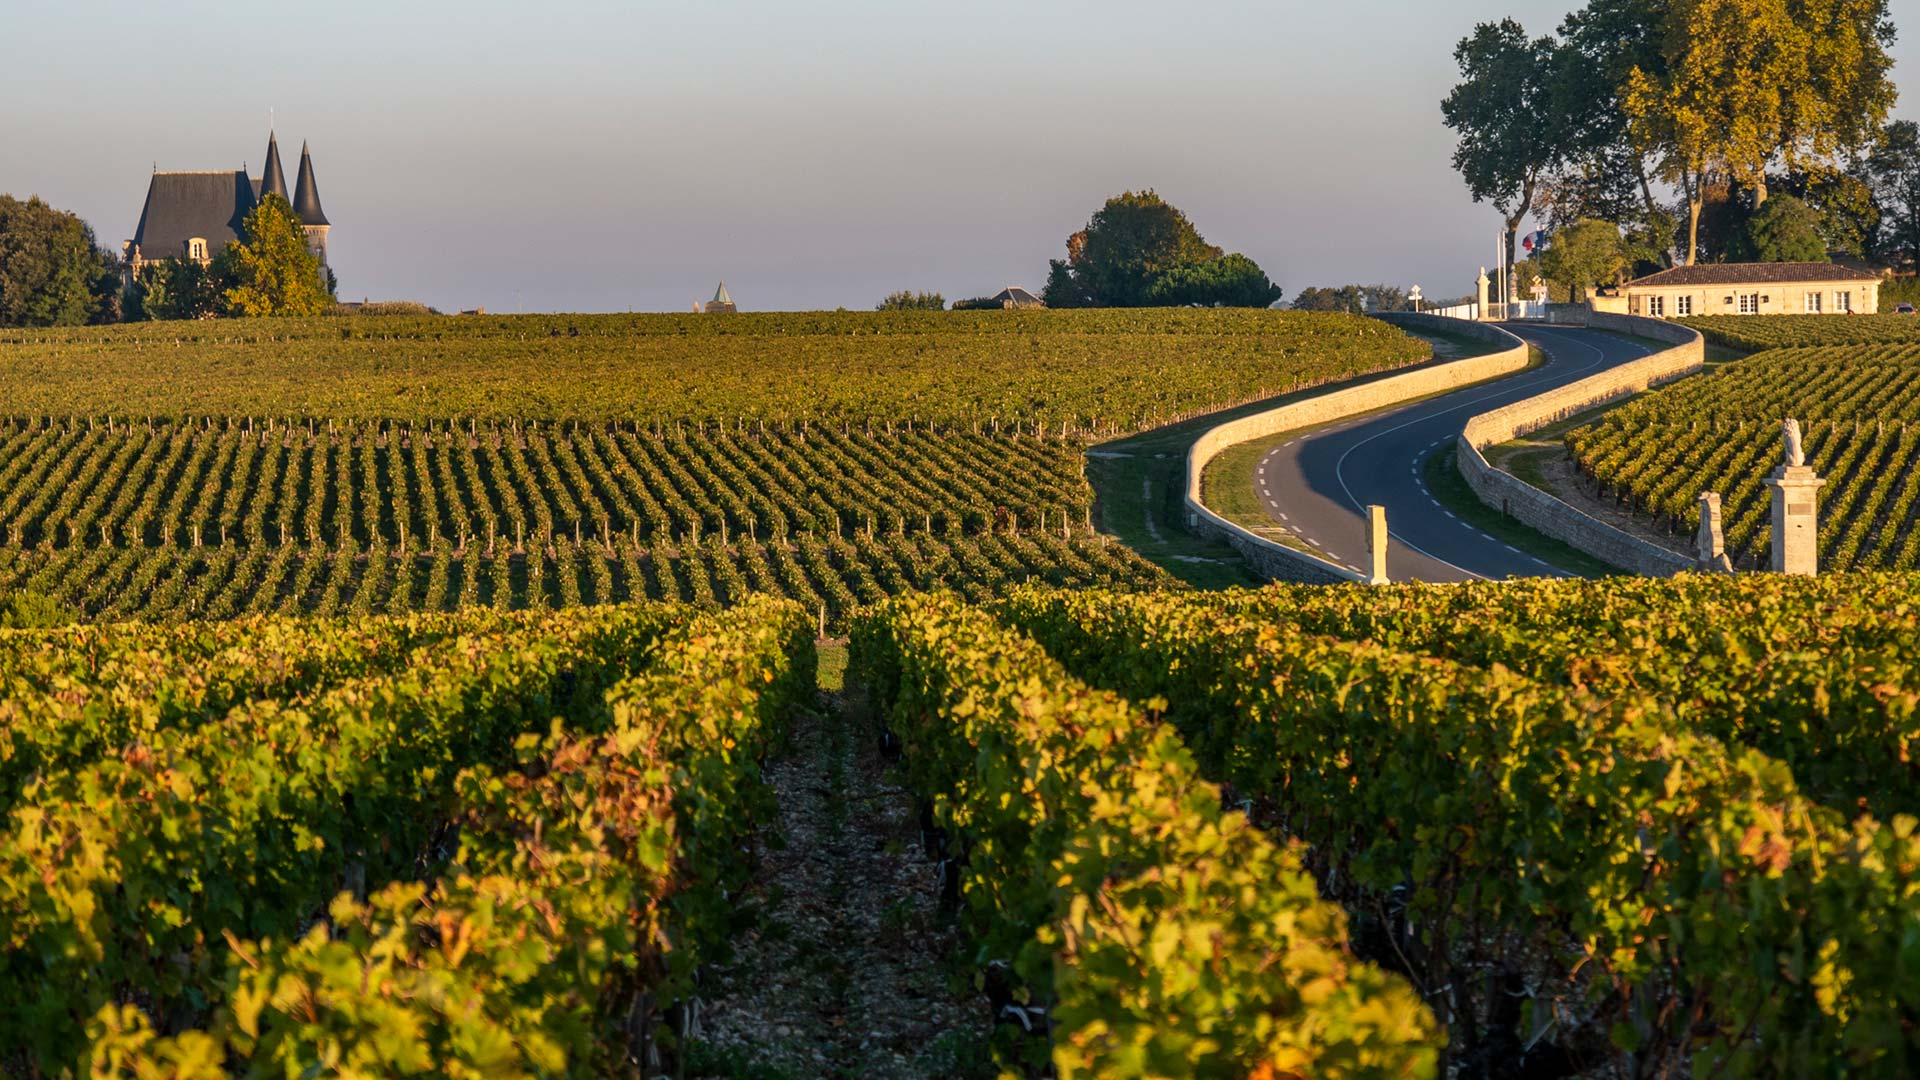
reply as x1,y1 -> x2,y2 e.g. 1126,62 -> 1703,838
1366,504 -> 1390,586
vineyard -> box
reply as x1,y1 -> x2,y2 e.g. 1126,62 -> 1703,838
12,572 -> 1920,1075
6,598 -> 816,1077
951,575 -> 1920,1077
1681,313 -> 1920,352
1566,333 -> 1920,568
0,309 -> 1428,622
0,310 -> 1425,426
0,417 -> 1158,627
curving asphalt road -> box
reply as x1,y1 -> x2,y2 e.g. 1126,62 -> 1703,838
1252,323 -> 1653,582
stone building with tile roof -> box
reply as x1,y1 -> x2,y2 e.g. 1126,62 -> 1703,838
1619,262 -> 1881,318
124,132 -> 331,280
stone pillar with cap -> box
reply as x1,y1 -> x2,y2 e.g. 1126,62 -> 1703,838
1366,504 -> 1389,586
1476,268 -> 1491,321
1695,491 -> 1733,573
1766,419 -> 1824,576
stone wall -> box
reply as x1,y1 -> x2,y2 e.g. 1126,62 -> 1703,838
1185,315 -> 1530,583
1455,310 -> 1704,576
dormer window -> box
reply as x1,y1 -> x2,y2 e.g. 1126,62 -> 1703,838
186,238 -> 208,261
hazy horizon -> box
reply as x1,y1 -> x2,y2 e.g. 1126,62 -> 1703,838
6,0 -> 1918,313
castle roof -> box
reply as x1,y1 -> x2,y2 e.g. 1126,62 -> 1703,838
130,170 -> 257,261
292,142 -> 328,226
259,132 -> 289,202
712,281 -> 733,305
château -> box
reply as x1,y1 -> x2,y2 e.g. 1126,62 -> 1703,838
124,132 -> 330,281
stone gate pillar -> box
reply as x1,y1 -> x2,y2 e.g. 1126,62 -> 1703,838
1476,268 -> 1491,321
1695,491 -> 1733,573
1766,419 -> 1824,576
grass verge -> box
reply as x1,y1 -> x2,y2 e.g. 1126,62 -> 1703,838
1421,444 -> 1622,578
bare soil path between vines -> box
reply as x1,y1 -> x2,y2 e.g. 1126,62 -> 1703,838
686,647 -> 994,1080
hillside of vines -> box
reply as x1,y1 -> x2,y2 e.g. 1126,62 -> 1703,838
16,569 -> 1920,1076
0,310 -> 1431,621
965,575 -> 1920,1077
1568,320 -> 1920,569
1681,313 -> 1920,352
0,309 -> 1425,426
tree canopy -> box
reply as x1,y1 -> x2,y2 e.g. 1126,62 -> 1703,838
1869,120 -> 1920,270
1042,191 -> 1281,308
1539,219 -> 1630,299
877,290 -> 945,311
1446,0 -> 1895,270
1621,0 -> 1893,263
218,195 -> 332,318
0,196 -> 122,328
1442,20 -> 1566,265
1738,193 -> 1828,262
1290,285 -> 1411,314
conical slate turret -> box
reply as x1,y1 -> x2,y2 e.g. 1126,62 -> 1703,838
292,141 -> 328,226
259,132 -> 289,202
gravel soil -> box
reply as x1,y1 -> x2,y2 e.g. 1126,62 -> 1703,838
684,688 -> 994,1080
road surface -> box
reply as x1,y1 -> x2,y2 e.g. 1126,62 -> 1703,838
1251,323 -> 1652,582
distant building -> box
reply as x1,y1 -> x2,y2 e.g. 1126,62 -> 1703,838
700,281 -> 737,314
990,286 -> 1044,309
1618,262 -> 1880,318
124,132 -> 331,282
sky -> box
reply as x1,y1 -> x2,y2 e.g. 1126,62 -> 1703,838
5,1 -> 1920,313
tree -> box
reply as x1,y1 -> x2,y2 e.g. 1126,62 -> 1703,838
1144,254 -> 1282,308
877,290 -> 945,311
1041,191 -> 1280,308
1539,219 -> 1629,300
0,195 -> 122,327
1623,0 -> 1894,264
218,194 -> 330,317
1772,163 -> 1879,258
1739,194 -> 1828,261
1869,120 -> 1920,269
1043,190 -> 1221,308
1442,20 -> 1563,267
1290,286 -> 1362,313
1554,0 -> 1672,233
129,257 -> 221,321
1770,0 -> 1897,205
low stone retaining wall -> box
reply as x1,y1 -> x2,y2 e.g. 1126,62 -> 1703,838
1185,315 -> 1529,583
1456,311 -> 1704,576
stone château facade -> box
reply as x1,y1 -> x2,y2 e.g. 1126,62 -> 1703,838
124,132 -> 331,281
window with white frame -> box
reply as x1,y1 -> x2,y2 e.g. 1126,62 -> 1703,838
187,238 -> 207,261
1806,291 -> 1823,313
1647,295 -> 1665,317
1739,293 -> 1760,314
1676,295 -> 1693,316
1837,291 -> 1853,313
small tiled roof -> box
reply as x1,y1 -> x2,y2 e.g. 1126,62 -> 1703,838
992,286 -> 1041,305
1623,262 -> 1880,288
130,170 -> 257,261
